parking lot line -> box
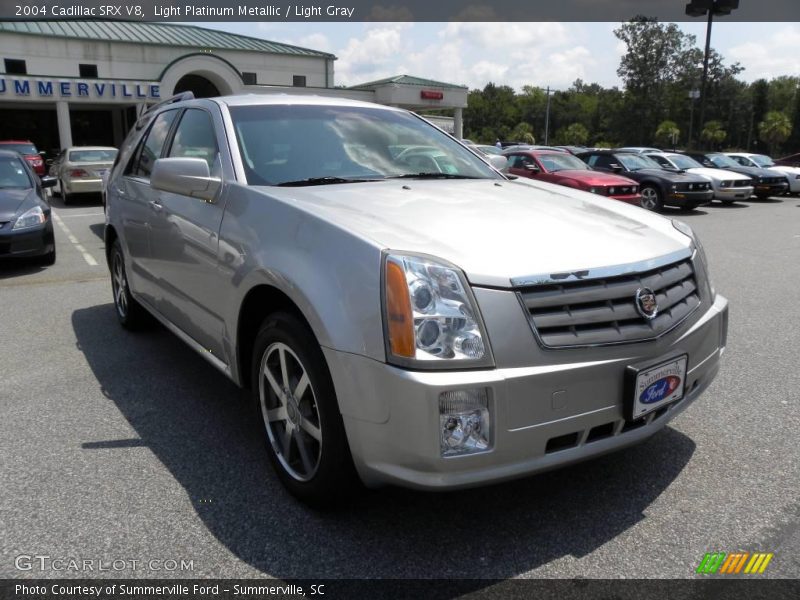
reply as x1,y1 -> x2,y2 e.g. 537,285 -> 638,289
52,212 -> 99,266
57,211 -> 105,219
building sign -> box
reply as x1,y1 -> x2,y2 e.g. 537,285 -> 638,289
0,78 -> 160,102
420,90 -> 444,100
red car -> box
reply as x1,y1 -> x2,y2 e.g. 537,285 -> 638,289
504,149 -> 641,204
0,140 -> 45,176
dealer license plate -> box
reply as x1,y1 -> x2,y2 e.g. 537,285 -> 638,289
626,355 -> 688,420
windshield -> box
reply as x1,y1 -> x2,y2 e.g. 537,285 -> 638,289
616,154 -> 660,171
667,154 -> 702,170
750,154 -> 775,167
0,142 -> 37,155
708,154 -> 740,168
0,156 -> 32,188
538,153 -> 589,172
68,149 -> 117,163
229,104 -> 500,186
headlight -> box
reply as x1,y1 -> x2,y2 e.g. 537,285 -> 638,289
671,184 -> 678,190
720,180 -> 730,188
383,252 -> 493,368
12,205 -> 47,230
673,220 -> 714,299
589,187 -> 597,194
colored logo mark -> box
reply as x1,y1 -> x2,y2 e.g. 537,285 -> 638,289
696,552 -> 773,574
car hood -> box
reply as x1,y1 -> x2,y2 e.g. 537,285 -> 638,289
718,165 -> 778,179
263,178 -> 691,288
768,165 -> 800,176
552,170 -> 638,186
632,169 -> 706,182
686,167 -> 748,182
0,188 -> 36,221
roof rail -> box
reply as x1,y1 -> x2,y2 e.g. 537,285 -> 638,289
135,91 -> 195,129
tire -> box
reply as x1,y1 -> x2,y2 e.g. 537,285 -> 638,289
639,185 -> 663,211
721,200 -> 735,206
251,312 -> 358,506
60,179 -> 70,205
109,239 -> 150,330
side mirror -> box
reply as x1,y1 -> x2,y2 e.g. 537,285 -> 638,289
40,176 -> 57,188
487,154 -> 508,171
151,158 -> 221,202
39,151 -> 47,157
524,163 -> 541,173
610,163 -> 623,172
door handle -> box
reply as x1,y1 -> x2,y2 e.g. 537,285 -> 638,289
148,200 -> 163,212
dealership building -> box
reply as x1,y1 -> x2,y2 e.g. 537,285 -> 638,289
0,21 -> 468,155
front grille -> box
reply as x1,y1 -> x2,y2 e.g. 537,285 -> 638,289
518,257 -> 701,348
731,180 -> 751,187
678,182 -> 709,191
607,185 -> 635,195
760,177 -> 785,185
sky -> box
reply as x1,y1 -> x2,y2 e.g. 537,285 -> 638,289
195,21 -> 800,91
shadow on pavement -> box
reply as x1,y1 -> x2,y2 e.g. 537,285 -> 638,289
72,303 -> 696,580
89,222 -> 105,242
0,258 -> 48,279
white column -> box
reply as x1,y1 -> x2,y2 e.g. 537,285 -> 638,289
454,107 -> 463,140
56,101 -> 72,149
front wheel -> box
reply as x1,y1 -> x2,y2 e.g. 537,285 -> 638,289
251,312 -> 358,506
639,185 -> 663,211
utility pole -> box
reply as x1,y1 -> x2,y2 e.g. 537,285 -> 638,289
688,89 -> 700,148
544,86 -> 552,145
686,0 -> 739,148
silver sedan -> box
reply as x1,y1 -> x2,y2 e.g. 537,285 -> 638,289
50,146 -> 117,204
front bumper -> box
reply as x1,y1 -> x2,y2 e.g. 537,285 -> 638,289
666,189 -> 714,207
714,186 -> 754,201
754,182 -> 788,197
0,222 -> 54,258
607,193 -> 641,205
327,293 -> 728,490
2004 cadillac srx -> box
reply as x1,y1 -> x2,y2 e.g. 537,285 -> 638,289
104,93 -> 728,504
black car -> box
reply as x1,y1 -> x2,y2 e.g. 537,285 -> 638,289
680,151 -> 788,199
577,150 -> 713,211
0,150 -> 58,264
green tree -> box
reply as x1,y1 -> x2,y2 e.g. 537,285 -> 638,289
758,111 -> 792,155
510,122 -> 536,144
556,123 -> 590,145
655,120 -> 681,148
701,120 -> 726,149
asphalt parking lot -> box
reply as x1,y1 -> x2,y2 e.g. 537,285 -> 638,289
1,192 -> 798,581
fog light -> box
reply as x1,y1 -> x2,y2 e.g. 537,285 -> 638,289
439,389 -> 491,456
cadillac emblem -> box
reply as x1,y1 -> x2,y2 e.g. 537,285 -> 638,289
635,287 -> 659,320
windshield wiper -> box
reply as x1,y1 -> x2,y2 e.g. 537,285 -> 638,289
385,173 -> 482,180
276,176 -> 380,187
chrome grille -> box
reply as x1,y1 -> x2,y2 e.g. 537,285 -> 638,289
518,257 -> 700,348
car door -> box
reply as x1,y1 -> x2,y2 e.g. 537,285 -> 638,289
506,154 -> 539,179
146,106 -> 231,358
114,109 -> 180,304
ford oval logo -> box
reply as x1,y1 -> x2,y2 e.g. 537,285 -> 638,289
640,375 -> 681,404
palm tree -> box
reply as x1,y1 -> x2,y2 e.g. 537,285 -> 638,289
655,120 -> 680,148
701,121 -> 726,149
758,111 -> 792,156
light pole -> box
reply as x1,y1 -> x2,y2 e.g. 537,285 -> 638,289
544,86 -> 553,145
685,0 -> 739,147
688,89 -> 700,147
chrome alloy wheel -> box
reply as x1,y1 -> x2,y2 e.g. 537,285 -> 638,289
640,187 -> 659,210
259,342 -> 322,481
111,251 -> 129,318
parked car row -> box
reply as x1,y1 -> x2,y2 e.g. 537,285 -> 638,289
491,142 -> 796,211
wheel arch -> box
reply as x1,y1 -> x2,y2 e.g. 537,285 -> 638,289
104,224 -> 119,266
235,284 -> 318,390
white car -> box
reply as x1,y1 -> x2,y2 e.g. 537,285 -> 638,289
646,152 -> 753,204
726,153 -> 800,194
49,146 -> 118,204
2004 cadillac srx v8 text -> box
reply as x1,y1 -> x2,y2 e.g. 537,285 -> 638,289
104,93 -> 728,504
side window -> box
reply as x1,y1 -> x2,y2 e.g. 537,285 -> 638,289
168,109 -> 219,170
584,155 -> 598,167
652,156 -> 670,168
506,155 -> 521,169
592,155 -> 616,169
732,156 -> 747,166
126,109 -> 178,179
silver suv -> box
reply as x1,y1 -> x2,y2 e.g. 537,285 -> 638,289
105,93 -> 729,504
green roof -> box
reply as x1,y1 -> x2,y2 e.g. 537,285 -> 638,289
349,75 -> 467,90
0,21 -> 335,59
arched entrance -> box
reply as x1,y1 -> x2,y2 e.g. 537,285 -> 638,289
174,74 -> 220,98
